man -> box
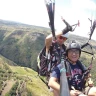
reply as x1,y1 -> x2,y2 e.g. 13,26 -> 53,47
37,30 -> 69,77
45,31 -> 68,70
45,31 -> 68,55
45,31 -> 68,92
48,40 -> 96,96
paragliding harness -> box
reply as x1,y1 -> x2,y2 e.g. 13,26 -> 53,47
37,43 -> 66,88
37,44 -> 66,76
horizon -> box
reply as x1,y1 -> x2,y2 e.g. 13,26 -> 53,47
0,18 -> 96,42
0,0 -> 96,40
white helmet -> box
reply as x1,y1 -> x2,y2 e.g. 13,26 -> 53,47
61,33 -> 69,39
55,30 -> 69,39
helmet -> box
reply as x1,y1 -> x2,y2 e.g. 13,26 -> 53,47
66,40 -> 81,55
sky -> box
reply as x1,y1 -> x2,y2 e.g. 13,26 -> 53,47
0,0 -> 96,40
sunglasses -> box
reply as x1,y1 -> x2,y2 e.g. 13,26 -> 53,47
59,36 -> 67,40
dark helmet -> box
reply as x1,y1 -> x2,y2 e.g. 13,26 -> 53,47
66,40 -> 81,55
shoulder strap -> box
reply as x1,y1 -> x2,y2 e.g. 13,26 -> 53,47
49,45 -> 53,55
62,44 -> 66,51
77,60 -> 87,73
65,60 -> 72,77
39,46 -> 46,59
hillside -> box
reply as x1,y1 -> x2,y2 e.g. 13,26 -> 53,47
0,54 -> 53,96
0,19 -> 51,70
0,19 -> 96,95
0,19 -> 96,71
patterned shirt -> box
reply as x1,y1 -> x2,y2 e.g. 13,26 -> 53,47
51,61 -> 85,91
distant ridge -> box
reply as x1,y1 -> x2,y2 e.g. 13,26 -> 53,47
0,19 -> 50,30
0,18 -> 95,71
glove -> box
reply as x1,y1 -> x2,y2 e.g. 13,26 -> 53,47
62,25 -> 72,34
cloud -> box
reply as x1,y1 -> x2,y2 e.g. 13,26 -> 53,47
71,0 -> 96,10
0,0 -> 49,26
0,0 -> 95,40
66,0 -> 96,40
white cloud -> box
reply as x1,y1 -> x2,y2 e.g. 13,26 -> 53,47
0,0 -> 49,26
0,0 -> 96,40
71,0 -> 96,10
69,0 -> 96,40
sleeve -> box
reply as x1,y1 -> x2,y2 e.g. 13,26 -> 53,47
51,66 -> 60,80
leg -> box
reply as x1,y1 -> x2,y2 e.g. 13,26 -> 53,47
49,87 -> 59,96
53,90 -> 59,96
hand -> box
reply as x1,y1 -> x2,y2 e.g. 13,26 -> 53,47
70,90 -> 87,96
88,78 -> 94,87
70,90 -> 81,96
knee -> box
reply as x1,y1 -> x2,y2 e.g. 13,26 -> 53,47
53,90 -> 59,96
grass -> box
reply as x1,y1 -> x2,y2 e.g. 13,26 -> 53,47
26,79 -> 53,96
9,66 -> 36,75
9,65 -> 53,96
0,54 -> 53,96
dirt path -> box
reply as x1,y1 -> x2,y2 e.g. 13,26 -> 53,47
1,79 -> 16,96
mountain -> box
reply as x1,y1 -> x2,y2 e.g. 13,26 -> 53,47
0,19 -> 51,70
0,19 -> 96,66
0,19 -> 96,95
0,19 -> 96,79
0,54 -> 52,96
0,19 -> 96,70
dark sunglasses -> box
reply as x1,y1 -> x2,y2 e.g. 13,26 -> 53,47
59,36 -> 67,40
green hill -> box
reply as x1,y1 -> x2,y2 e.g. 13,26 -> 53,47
0,19 -> 51,70
0,54 -> 53,96
0,19 -> 96,95
0,19 -> 96,71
